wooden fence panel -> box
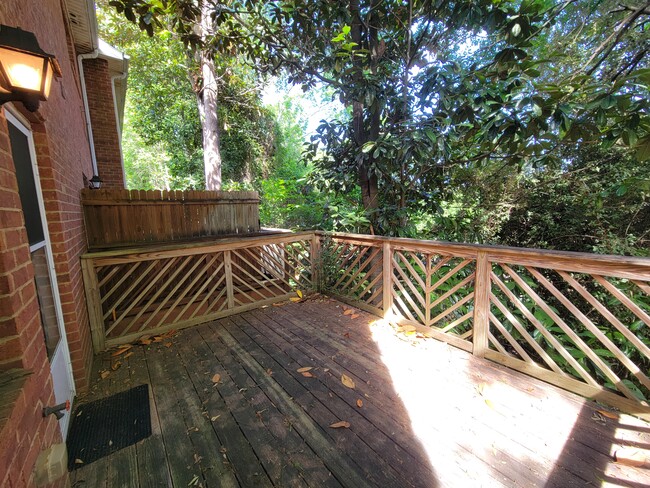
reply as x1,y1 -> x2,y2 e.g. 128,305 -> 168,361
81,188 -> 260,249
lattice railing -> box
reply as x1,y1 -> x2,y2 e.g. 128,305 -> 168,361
318,233 -> 650,420
81,233 -> 315,350
488,262 -> 650,406
81,230 -> 650,419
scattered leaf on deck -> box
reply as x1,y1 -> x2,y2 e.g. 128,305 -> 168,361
153,336 -> 163,343
75,459 -> 84,465
402,325 -> 416,332
211,415 -> 220,422
597,409 -> 618,419
329,421 -> 351,429
164,342 -> 172,348
290,297 -> 302,302
111,361 -> 122,371
614,448 -> 648,467
296,290 -> 303,299
140,338 -> 152,345
484,399 -> 495,409
341,374 -> 355,389
356,399 -> 363,408
343,333 -> 350,339
343,309 -> 353,316
266,368 -> 273,376
272,302 -> 286,307
297,367 -> 313,373
301,372 -> 314,378
350,314 -> 360,319
212,374 -> 221,383
111,345 -> 132,357
100,370 -> 110,379
123,351 -> 134,359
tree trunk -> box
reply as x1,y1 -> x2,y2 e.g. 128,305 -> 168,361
200,0 -> 222,190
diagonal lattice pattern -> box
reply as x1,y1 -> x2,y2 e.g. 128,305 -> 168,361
489,263 -> 650,403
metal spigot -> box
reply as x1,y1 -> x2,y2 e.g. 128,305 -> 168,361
43,400 -> 70,420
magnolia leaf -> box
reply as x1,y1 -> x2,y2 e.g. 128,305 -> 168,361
297,367 -> 313,373
296,290 -> 303,299
212,373 -> 221,383
290,297 -> 302,302
111,345 -> 132,356
329,420 -> 350,429
597,409 -> 618,419
341,374 -> 355,389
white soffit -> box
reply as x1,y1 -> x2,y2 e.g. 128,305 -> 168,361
64,0 -> 98,52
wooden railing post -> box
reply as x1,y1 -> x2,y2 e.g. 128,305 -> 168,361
310,233 -> 321,292
80,257 -> 106,353
224,250 -> 235,309
382,242 -> 393,318
473,251 -> 491,357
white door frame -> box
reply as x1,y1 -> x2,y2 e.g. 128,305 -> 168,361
5,107 -> 76,437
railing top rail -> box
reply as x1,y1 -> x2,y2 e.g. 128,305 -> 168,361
82,231 -> 316,265
319,232 -> 650,281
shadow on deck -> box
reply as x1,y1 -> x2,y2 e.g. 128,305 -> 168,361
71,299 -> 650,488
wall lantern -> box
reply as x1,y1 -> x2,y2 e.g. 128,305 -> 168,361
0,25 -> 62,112
89,175 -> 103,190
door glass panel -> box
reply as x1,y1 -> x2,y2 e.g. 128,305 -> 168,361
8,119 -> 60,358
31,245 -> 61,358
8,122 -> 45,245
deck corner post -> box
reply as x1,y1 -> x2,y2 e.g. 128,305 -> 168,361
224,250 -> 235,309
382,242 -> 393,319
310,233 -> 321,292
473,251 -> 491,357
80,257 -> 106,353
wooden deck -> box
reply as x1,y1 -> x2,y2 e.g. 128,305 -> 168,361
71,299 -> 650,488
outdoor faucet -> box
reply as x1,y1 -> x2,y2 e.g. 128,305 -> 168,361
43,401 -> 70,420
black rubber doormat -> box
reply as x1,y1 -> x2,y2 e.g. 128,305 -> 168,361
66,384 -> 151,470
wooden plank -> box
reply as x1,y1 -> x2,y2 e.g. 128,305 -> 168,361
80,257 -> 106,353
224,250 -> 235,310
382,242 -> 392,316
472,252 -> 490,358
145,341 -> 240,487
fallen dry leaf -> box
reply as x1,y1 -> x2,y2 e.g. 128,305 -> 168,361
111,345 -> 132,357
111,361 -> 122,371
100,370 -> 110,379
614,448 -> 648,467
212,373 -> 221,383
597,409 -> 619,419
356,399 -> 363,408
343,309 -> 354,316
301,372 -> 314,378
296,290 -> 303,299
402,325 -> 417,332
266,368 -> 273,376
74,459 -> 84,465
153,336 -> 163,343
330,421 -> 351,429
272,302 -> 286,307
211,415 -> 220,422
297,367 -> 313,373
123,351 -> 134,359
289,297 -> 301,303
350,314 -> 360,319
164,342 -> 172,348
140,338 -> 152,345
341,374 -> 355,389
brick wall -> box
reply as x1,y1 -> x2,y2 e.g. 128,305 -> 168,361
0,0 -> 116,485
83,58 -> 125,189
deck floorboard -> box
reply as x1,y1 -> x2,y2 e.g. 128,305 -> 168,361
71,299 -> 650,488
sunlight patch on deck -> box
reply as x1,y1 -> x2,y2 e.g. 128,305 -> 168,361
366,318 -> 585,485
